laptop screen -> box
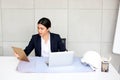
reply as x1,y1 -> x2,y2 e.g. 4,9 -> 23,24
48,51 -> 74,67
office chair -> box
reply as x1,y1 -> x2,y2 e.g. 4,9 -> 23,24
61,38 -> 66,49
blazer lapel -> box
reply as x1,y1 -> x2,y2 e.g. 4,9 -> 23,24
50,33 -> 54,52
37,35 -> 41,55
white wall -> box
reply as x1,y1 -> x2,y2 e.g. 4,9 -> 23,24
0,0 -> 120,72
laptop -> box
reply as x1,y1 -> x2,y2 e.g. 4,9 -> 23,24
47,51 -> 74,67
12,46 -> 29,62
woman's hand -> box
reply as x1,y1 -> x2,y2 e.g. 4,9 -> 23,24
14,52 -> 20,59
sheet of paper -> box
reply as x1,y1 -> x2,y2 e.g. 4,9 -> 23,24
16,57 -> 94,73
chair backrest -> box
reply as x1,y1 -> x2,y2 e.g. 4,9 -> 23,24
61,38 -> 66,48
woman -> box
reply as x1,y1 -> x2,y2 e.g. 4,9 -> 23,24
24,17 -> 66,57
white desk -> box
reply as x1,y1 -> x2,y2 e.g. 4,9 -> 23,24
17,57 -> 93,73
0,56 -> 120,80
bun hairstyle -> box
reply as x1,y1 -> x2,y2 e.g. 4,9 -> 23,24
37,17 -> 51,29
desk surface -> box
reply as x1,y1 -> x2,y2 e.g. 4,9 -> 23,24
17,57 -> 93,73
0,56 -> 120,80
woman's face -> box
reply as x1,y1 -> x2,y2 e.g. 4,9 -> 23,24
37,24 -> 49,37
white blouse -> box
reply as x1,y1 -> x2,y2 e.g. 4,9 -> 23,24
41,35 -> 51,57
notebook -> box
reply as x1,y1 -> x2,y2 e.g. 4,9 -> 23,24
12,46 -> 29,62
47,51 -> 74,67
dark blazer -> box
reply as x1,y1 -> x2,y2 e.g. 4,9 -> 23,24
24,33 -> 66,57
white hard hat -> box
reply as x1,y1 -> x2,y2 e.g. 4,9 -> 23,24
81,51 -> 101,69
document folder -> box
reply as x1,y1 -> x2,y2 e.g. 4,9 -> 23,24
12,46 -> 29,62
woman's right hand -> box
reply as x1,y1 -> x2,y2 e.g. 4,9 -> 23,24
14,52 -> 20,59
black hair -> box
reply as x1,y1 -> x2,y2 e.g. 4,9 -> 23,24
37,17 -> 51,29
